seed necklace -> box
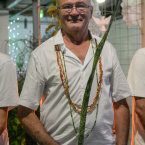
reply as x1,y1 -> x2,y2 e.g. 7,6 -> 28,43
55,39 -> 103,138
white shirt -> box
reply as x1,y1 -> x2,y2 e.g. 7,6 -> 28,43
127,48 -> 145,145
19,30 -> 132,145
0,53 -> 18,145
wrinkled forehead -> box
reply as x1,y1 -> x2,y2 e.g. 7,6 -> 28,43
57,0 -> 91,6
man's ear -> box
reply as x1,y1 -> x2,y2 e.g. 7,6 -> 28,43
56,8 -> 60,21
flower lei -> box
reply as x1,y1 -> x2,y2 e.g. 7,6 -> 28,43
55,40 -> 103,138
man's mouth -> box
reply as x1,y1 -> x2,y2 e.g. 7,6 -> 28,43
67,18 -> 83,22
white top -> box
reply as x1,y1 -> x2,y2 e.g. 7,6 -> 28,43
0,53 -> 19,145
127,48 -> 145,145
19,30 -> 132,145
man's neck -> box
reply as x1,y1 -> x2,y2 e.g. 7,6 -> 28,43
62,29 -> 90,45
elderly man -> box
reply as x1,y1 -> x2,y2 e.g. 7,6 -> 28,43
128,48 -> 145,145
18,0 -> 131,145
0,52 -> 18,145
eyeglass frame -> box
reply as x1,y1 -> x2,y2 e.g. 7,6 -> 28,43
57,3 -> 91,13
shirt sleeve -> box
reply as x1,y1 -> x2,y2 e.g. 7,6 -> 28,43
127,50 -> 145,98
18,53 -> 45,111
0,60 -> 19,108
110,48 -> 132,102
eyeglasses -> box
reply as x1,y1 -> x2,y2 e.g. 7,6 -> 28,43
57,3 -> 91,13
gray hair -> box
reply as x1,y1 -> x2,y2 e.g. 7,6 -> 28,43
56,0 -> 92,7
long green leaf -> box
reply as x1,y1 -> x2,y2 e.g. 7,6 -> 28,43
78,1 -> 121,144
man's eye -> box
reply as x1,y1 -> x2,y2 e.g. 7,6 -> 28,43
76,4 -> 87,8
62,5 -> 73,9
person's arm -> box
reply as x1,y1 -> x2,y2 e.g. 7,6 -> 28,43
135,97 -> 145,129
18,105 -> 59,145
113,98 -> 130,145
0,107 -> 8,135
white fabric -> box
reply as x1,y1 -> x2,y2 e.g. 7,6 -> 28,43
0,53 -> 18,145
127,48 -> 145,145
19,30 -> 132,145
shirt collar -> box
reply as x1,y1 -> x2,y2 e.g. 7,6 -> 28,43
53,29 -> 97,51
53,29 -> 64,45
88,30 -> 97,49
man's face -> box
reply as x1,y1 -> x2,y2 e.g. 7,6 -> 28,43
56,0 -> 93,32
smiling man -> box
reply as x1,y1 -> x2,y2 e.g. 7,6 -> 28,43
18,0 -> 132,145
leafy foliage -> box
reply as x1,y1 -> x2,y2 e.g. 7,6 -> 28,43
7,38 -> 40,144
8,73 -> 38,145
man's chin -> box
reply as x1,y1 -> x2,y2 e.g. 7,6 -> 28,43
67,25 -> 84,31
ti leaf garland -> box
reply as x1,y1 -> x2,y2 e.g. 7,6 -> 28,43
78,1 -> 121,145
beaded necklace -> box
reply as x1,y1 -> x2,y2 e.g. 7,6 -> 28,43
55,39 -> 103,138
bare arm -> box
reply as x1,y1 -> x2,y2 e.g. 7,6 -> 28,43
0,107 -> 8,135
135,97 -> 145,130
18,105 -> 59,145
113,99 -> 130,145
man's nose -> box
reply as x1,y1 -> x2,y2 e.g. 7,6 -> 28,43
70,7 -> 79,15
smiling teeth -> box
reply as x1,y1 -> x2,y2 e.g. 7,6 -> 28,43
67,19 -> 83,21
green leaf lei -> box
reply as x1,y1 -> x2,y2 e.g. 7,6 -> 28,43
78,1 -> 121,145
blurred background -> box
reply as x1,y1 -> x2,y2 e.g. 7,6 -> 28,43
0,0 -> 144,144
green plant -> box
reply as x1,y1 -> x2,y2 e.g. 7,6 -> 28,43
8,73 -> 38,145
7,38 -> 39,145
